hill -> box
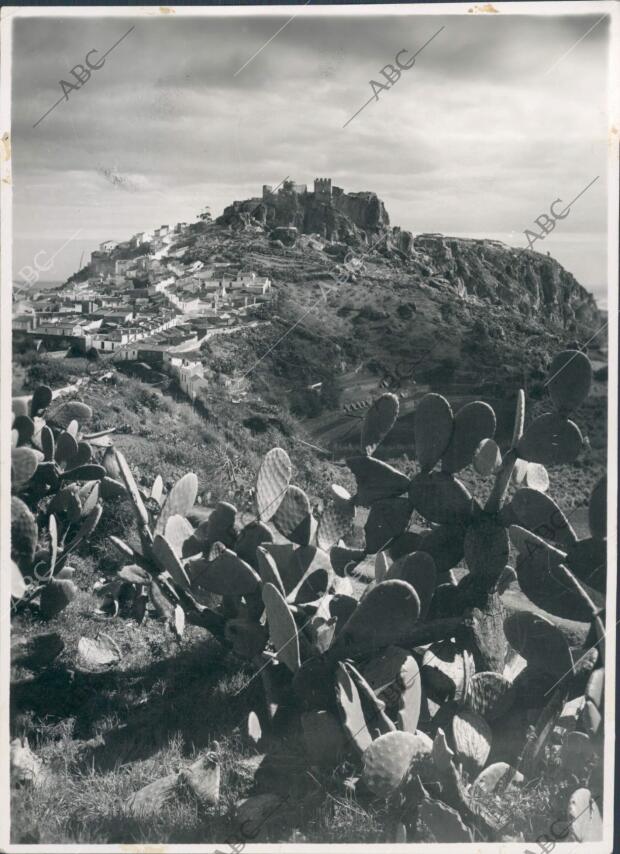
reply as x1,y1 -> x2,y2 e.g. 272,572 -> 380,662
61,180 -> 605,450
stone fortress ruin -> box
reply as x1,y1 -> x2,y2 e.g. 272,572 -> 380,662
262,178 -> 345,205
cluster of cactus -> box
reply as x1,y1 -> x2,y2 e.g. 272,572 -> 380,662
107,349 -> 605,841
10,385 -> 113,619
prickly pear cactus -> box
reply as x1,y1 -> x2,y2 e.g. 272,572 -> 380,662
10,388 -> 104,620
413,393 -> 453,471
361,730 -> 432,797
255,447 -> 292,521
361,393 -> 399,456
262,582 -> 301,672
23,343 -> 601,843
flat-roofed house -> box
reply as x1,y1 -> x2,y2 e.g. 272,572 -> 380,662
13,314 -> 37,332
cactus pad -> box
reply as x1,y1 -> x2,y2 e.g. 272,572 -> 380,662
289,567 -> 329,604
255,447 -> 292,521
361,730 -> 432,797
588,475 -> 606,541
344,661 -> 396,738
334,663 -> 372,754
441,401 -> 496,474
329,545 -> 366,577
451,709 -> 492,772
301,710 -> 346,765
363,647 -> 422,733
234,521 -> 273,566
396,655 -> 422,733
471,762 -> 523,796
564,537 -> 606,593
362,645 -> 411,695
547,350 -> 592,413
11,447 -> 39,490
331,483 -> 352,504
102,447 -> 122,480
335,580 -> 420,653
586,667 -> 604,708
59,464 -> 106,484
387,551 -> 436,618
39,579 -> 77,620
73,441 -> 93,467
413,393 -> 454,472
155,473 -> 198,535
511,457 -> 528,486
13,414 -> 35,446
195,547 -> 261,596
164,515 -> 195,558
503,611 -> 573,680
566,788 -> 602,842
364,497 -> 412,554
195,501 -> 237,547
317,501 -> 355,551
418,524 -> 465,573
272,485 -> 312,545
152,534 -> 192,590
112,449 -> 150,530
408,472 -> 474,525
361,393 -> 399,455
11,496 -> 37,569
292,656 -> 335,710
262,582 -> 301,672
30,384 -> 53,416
39,425 -> 55,462
473,438 -> 502,477
346,455 -> 409,506
12,560 -> 27,599
431,727 -> 455,774
263,543 -> 327,592
512,527 -> 601,622
256,546 -> 286,595
422,640 -> 472,703
517,413 -> 583,465
375,550 -> 389,583
581,698 -> 602,738
465,672 -> 515,721
524,462 -> 549,492
509,488 -> 577,549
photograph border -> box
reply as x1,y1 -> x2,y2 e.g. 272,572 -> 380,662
1,3 -> 618,852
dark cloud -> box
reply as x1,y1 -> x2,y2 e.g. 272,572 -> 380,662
10,10 -> 609,296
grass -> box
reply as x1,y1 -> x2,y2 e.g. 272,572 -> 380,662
11,579 -> 392,844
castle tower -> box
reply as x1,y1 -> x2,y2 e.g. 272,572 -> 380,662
314,177 -> 332,203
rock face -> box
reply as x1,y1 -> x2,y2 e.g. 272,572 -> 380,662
217,190 -> 598,335
412,234 -> 599,329
218,185 -> 404,248
332,191 -> 390,232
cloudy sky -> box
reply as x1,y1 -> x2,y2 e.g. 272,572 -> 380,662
10,8 -> 611,306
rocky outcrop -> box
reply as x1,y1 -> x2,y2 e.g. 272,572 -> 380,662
270,226 -> 298,247
213,188 -> 600,332
412,234 -> 600,329
218,187 -> 395,247
332,191 -> 389,232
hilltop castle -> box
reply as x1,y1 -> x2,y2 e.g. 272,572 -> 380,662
262,178 -> 343,204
